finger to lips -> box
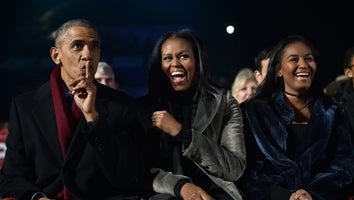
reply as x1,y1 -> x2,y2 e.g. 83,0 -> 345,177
72,63 -> 88,97
83,61 -> 93,80
85,64 -> 90,79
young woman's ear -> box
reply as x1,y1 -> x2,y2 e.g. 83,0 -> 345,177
277,70 -> 282,77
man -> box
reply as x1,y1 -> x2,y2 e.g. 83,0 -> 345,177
0,19 -> 141,199
95,61 -> 120,89
253,47 -> 272,85
324,47 -> 354,198
325,47 -> 354,130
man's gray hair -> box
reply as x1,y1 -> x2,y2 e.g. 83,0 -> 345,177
52,19 -> 100,47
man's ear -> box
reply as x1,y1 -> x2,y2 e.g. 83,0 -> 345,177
254,70 -> 261,79
50,47 -> 60,64
345,68 -> 353,78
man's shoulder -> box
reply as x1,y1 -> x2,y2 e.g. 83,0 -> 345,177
14,81 -> 50,102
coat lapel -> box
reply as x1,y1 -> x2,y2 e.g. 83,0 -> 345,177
32,83 -> 63,161
193,89 -> 221,133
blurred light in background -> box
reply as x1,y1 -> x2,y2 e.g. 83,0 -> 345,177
226,25 -> 235,34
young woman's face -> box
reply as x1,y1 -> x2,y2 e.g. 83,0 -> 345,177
277,41 -> 316,95
160,38 -> 196,91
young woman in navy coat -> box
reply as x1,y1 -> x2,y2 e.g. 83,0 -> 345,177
237,35 -> 354,200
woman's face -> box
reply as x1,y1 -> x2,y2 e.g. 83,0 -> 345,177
277,41 -> 316,95
161,37 -> 196,91
235,79 -> 258,104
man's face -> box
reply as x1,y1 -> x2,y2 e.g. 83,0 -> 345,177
51,26 -> 101,90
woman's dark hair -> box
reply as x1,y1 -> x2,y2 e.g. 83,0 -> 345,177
147,29 -> 212,96
253,34 -> 322,100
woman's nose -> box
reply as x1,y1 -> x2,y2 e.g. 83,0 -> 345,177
171,58 -> 181,67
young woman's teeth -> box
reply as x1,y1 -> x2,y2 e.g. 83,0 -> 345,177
295,72 -> 310,77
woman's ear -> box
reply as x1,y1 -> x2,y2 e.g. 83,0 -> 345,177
277,70 -> 282,77
50,47 -> 61,64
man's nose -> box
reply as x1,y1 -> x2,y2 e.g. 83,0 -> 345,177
81,45 -> 93,61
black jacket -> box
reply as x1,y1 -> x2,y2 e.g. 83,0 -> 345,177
0,82 -> 140,199
136,85 -> 246,199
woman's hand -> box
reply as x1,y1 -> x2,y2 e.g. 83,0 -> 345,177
151,110 -> 182,136
289,189 -> 313,200
180,182 -> 214,200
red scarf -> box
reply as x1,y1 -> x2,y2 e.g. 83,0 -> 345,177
50,65 -> 81,155
50,65 -> 81,200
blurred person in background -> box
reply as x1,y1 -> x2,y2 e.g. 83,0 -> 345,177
253,47 -> 273,85
323,46 -> 354,198
324,47 -> 354,130
95,61 -> 120,89
231,68 -> 258,104
0,121 -> 8,169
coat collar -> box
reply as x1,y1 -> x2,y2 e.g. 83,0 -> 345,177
31,82 -> 110,162
273,93 -> 294,125
193,86 -> 223,132
245,92 -> 338,171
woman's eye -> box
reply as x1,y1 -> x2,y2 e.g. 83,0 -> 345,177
179,54 -> 188,59
305,56 -> 314,62
289,58 -> 298,62
163,56 -> 171,61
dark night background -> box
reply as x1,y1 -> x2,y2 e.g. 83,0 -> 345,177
1,0 -> 354,121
